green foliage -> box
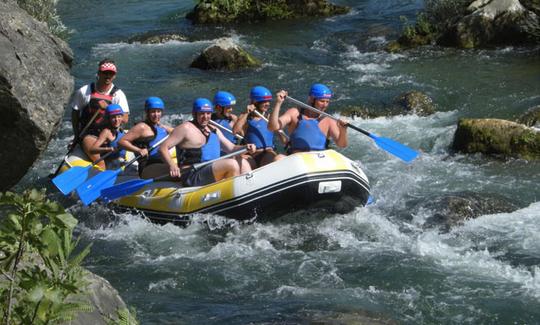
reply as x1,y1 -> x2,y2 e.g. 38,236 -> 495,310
16,0 -> 70,38
0,189 -> 92,325
259,0 -> 294,19
108,307 -> 140,325
424,0 -> 472,28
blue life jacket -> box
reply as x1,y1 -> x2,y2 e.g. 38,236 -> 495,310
148,124 -> 168,159
214,118 -> 237,143
245,117 -> 274,149
289,114 -> 327,152
107,128 -> 126,160
177,121 -> 220,165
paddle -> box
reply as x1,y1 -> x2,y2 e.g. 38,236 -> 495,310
100,148 -> 248,202
52,149 -> 117,195
286,96 -> 419,163
76,135 -> 169,206
209,120 -> 244,140
50,107 -> 104,178
252,110 -> 289,141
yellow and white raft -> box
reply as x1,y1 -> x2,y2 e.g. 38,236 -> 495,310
62,149 -> 370,223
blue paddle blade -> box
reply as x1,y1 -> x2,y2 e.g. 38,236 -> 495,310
76,170 -> 120,206
52,165 -> 92,195
369,134 -> 419,163
101,178 -> 155,203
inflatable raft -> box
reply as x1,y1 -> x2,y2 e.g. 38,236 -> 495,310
59,148 -> 370,223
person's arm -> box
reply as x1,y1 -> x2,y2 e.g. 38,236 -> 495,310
114,90 -> 130,124
70,88 -> 85,137
159,125 -> 185,178
233,105 -> 254,136
268,90 -> 289,131
89,129 -> 114,154
329,119 -> 349,148
118,124 -> 148,157
217,129 -> 256,154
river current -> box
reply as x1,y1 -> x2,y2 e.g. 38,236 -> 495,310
15,0 -> 540,323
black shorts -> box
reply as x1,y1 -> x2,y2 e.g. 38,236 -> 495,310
180,164 -> 215,187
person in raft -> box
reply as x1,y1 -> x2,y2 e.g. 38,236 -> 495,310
88,104 -> 127,170
233,86 -> 287,168
118,97 -> 173,178
159,98 -> 256,187
268,83 -> 348,158
211,90 -> 239,145
69,59 -> 129,163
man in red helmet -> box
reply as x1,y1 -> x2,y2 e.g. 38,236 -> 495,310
69,58 -> 130,161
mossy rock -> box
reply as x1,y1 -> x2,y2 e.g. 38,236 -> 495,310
128,31 -> 189,44
452,118 -> 540,160
517,105 -> 540,127
394,90 -> 436,116
186,0 -> 350,24
190,37 -> 261,70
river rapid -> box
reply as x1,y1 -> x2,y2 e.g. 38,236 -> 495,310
16,0 -> 540,323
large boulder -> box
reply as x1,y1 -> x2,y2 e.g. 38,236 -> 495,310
186,0 -> 349,24
517,105 -> 540,127
0,1 -> 73,190
438,0 -> 540,48
190,37 -> 261,70
72,272 -> 128,324
452,118 -> 540,160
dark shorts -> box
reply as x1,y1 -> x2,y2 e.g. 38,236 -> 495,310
180,164 -> 215,187
138,156 -> 163,176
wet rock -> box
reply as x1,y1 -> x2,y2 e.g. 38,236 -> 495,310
128,31 -> 189,44
190,37 -> 261,70
303,309 -> 398,325
517,105 -> 540,127
186,0 -> 350,24
71,272 -> 127,324
414,192 -> 519,232
0,1 -> 73,190
340,91 -> 435,119
437,0 -> 540,48
393,91 -> 436,116
452,118 -> 540,160
386,13 -> 436,52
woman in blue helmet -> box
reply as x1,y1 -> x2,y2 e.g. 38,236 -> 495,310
211,90 -> 239,144
268,83 -> 348,157
88,103 -> 127,170
119,97 -> 173,178
233,86 -> 285,168
159,98 -> 256,187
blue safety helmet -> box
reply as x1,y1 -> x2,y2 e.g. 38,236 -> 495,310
144,96 -> 165,110
213,91 -> 236,107
106,104 -> 124,116
193,98 -> 214,113
250,86 -> 272,103
309,83 -> 332,100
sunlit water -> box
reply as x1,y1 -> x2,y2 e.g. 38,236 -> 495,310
14,0 -> 540,323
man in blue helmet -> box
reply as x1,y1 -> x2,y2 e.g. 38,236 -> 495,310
233,86 -> 285,168
119,97 -> 173,178
69,59 -> 129,161
88,104 -> 127,170
268,83 -> 348,156
211,90 -> 239,144
159,98 -> 256,187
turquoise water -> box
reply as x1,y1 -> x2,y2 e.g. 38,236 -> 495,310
18,0 -> 540,323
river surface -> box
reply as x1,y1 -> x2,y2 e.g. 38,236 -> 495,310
16,0 -> 540,323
